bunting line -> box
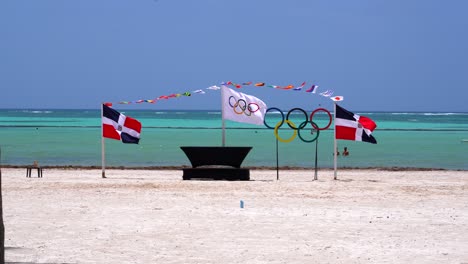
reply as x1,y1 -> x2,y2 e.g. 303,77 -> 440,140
111,81 -> 340,105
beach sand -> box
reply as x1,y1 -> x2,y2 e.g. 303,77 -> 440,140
2,168 -> 468,264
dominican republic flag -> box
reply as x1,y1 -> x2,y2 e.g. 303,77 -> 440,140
335,104 -> 377,144
102,104 -> 142,144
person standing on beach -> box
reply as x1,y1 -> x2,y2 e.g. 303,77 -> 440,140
342,147 -> 349,156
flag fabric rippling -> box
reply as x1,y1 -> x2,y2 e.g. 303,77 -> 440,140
335,104 -> 377,144
102,104 -> 142,144
221,85 -> 267,125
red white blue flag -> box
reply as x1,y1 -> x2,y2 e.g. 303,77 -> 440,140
102,104 -> 142,144
293,82 -> 306,91
335,104 -> 377,144
305,85 -> 318,93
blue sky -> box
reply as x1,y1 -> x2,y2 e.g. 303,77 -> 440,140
1,0 -> 467,112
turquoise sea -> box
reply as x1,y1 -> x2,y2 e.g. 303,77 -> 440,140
0,109 -> 467,170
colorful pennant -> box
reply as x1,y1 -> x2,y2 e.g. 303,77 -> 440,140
114,81 -> 341,105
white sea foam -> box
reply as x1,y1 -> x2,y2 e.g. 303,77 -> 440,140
22,110 -> 53,114
390,112 -> 467,116
423,112 -> 459,116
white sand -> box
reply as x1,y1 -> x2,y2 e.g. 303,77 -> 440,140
2,168 -> 468,264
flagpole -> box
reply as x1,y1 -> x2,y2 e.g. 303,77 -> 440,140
314,137 -> 318,181
0,144 -> 4,264
333,102 -> 338,180
221,86 -> 226,147
276,138 -> 279,180
101,104 -> 107,178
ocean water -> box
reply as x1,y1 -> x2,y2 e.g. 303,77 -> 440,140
0,109 -> 467,170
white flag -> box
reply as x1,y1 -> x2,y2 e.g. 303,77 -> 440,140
221,85 -> 267,125
330,96 -> 344,102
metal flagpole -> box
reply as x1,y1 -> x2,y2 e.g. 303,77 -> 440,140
221,86 -> 226,147
101,104 -> 107,178
314,137 -> 318,180
276,138 -> 279,180
333,102 -> 338,180
0,145 -> 4,263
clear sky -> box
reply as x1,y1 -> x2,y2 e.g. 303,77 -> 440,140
1,0 -> 467,112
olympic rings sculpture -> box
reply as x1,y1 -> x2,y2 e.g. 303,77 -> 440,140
263,107 -> 332,143
228,96 -> 260,116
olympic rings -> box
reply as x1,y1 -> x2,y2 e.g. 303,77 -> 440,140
309,108 -> 332,130
264,107 -> 331,143
264,107 -> 284,129
285,108 -> 308,130
297,121 -> 320,143
229,96 -> 260,116
274,120 -> 297,143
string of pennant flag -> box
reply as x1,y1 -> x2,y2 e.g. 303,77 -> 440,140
114,81 -> 343,105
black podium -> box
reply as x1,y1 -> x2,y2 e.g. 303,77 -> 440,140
180,146 -> 252,181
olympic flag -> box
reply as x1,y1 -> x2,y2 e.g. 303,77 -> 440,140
221,85 -> 267,125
